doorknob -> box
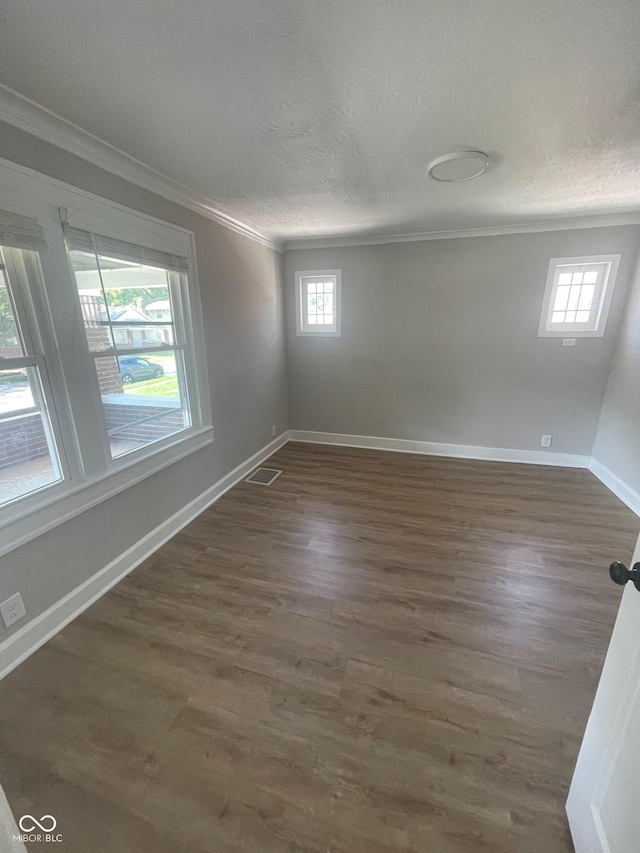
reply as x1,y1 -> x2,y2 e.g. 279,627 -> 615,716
609,562 -> 640,591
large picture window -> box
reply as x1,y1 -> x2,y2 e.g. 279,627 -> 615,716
65,227 -> 194,460
0,163 -> 211,554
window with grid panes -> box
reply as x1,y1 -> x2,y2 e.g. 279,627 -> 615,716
539,255 -> 620,337
295,270 -> 341,336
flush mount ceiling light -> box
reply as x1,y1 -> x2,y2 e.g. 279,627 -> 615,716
427,150 -> 490,182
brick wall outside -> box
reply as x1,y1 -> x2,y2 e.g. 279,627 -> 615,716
0,412 -> 49,470
80,295 -> 123,396
95,352 -> 124,396
0,346 -> 22,359
0,399 -> 183,473
104,399 -> 185,444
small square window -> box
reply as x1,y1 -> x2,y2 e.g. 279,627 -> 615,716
295,270 -> 341,336
538,255 -> 620,337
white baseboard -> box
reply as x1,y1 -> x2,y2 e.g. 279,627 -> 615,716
589,457 -> 640,517
291,430 -> 640,516
0,431 -> 289,681
289,430 -> 590,469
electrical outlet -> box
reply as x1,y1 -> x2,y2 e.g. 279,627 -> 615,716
1,592 -> 26,628
541,434 -> 553,448
272,425 -> 277,437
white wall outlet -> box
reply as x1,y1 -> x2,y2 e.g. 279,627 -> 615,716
272,425 -> 277,437
1,592 -> 26,628
541,434 -> 553,448
562,338 -> 577,347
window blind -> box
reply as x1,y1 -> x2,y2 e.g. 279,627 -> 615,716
63,224 -> 190,274
0,209 -> 47,252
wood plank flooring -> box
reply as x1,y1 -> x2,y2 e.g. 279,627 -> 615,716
1,442 -> 638,852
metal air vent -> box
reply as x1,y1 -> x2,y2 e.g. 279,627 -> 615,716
245,468 -> 282,486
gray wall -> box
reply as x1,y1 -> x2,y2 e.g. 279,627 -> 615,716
592,256 -> 640,493
0,122 -> 288,641
285,228 -> 640,454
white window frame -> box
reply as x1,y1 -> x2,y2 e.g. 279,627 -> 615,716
295,270 -> 342,337
0,248 -> 70,510
0,157 -> 213,556
538,254 -> 620,338
64,227 -> 199,467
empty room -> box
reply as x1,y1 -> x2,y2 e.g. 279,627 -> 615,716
1,2 -> 640,851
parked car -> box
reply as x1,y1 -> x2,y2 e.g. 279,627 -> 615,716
118,356 -> 164,385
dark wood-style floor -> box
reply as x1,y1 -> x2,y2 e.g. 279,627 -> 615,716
1,443 -> 638,852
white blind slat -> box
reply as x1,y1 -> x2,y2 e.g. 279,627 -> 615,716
0,209 -> 47,252
63,224 -> 189,275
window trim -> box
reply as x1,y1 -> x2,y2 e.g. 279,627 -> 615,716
538,254 -> 620,338
295,269 -> 342,337
0,157 -> 213,555
61,214 -> 212,470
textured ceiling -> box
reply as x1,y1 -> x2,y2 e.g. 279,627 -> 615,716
1,0 -> 640,243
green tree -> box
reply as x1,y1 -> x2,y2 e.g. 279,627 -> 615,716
104,287 -> 169,308
0,281 -> 20,348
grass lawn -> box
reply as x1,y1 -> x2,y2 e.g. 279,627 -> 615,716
150,355 -> 177,370
124,375 -> 179,397
0,371 -> 28,384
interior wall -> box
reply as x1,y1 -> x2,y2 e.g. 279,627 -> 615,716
0,122 -> 288,642
592,255 -> 640,495
285,228 -> 640,455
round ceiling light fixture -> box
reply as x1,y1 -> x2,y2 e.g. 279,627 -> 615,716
427,150 -> 490,182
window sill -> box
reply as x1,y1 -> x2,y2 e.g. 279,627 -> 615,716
538,329 -> 606,338
0,425 -> 213,558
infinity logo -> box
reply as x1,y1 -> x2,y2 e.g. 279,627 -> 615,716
19,815 -> 57,832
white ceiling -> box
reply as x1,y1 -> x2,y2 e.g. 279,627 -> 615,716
1,0 -> 640,245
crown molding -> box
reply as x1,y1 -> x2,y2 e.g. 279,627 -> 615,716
283,213 -> 640,251
2,85 -> 638,257
0,84 -> 282,253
